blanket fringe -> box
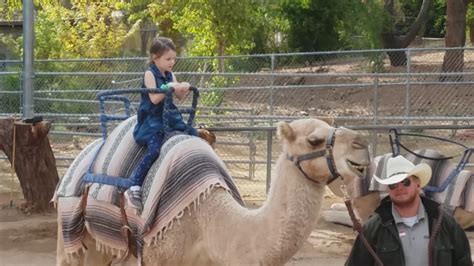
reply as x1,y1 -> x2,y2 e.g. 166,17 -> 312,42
65,245 -> 86,264
147,183 -> 224,247
94,239 -> 128,261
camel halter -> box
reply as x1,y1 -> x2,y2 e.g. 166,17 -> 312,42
286,127 -> 341,185
287,127 -> 384,265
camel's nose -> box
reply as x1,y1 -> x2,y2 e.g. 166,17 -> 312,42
351,137 -> 369,149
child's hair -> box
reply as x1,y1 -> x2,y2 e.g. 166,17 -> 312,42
148,37 -> 176,64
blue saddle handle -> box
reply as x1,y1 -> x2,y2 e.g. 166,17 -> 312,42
162,86 -> 199,135
97,86 -> 200,139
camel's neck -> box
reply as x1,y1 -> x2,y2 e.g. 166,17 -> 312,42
198,153 -> 327,264
256,153 -> 326,262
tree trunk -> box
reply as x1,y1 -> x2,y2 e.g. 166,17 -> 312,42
382,34 -> 407,66
0,118 -> 59,212
470,21 -> 474,45
382,0 -> 433,66
217,35 -> 226,73
441,0 -> 469,82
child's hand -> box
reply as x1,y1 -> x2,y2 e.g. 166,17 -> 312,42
177,82 -> 190,92
174,82 -> 191,100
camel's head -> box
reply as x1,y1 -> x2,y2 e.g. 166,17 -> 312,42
278,118 -> 370,185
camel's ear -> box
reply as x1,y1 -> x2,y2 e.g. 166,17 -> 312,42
277,121 -> 295,142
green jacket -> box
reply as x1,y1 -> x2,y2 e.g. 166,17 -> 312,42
345,196 -> 471,266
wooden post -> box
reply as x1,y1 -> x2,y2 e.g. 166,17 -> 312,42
0,117 -> 59,212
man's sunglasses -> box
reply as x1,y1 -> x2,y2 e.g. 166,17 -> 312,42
388,178 -> 411,190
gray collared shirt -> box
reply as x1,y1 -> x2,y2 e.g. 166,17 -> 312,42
392,202 -> 430,266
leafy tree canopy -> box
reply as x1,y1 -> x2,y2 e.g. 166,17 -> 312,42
0,0 -> 451,58
2,0 -> 128,59
281,0 -> 384,52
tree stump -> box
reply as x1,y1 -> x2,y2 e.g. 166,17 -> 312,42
0,117 -> 59,212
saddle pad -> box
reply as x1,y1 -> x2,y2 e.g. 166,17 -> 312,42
358,149 -> 474,212
53,116 -> 145,202
55,119 -> 243,259
463,175 -> 474,212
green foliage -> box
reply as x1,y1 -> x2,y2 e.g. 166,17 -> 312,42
4,1 -> 128,59
0,35 -> 21,113
0,34 -> 21,59
466,2 -> 474,40
281,0 -> 344,51
281,0 -> 384,51
196,76 -> 231,127
0,73 -> 21,113
398,0 -> 446,38
200,89 -> 223,107
158,0 -> 265,56
367,52 -> 386,73
1,0 -> 448,57
249,4 -> 290,54
200,76 -> 228,107
337,0 -> 385,49
429,0 -> 447,37
1,1 -> 132,115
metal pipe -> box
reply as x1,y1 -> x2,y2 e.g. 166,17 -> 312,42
405,49 -> 411,124
266,130 -> 273,194
372,73 -> 379,156
22,0 -> 35,118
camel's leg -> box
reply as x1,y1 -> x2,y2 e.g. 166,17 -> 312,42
82,233 -> 117,266
454,207 -> 474,229
84,233 -> 133,266
353,192 -> 381,223
56,216 -> 85,266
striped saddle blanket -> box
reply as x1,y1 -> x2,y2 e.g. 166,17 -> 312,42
52,116 -> 243,259
329,149 -> 474,212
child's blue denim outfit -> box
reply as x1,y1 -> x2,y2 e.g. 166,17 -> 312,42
130,64 -> 197,188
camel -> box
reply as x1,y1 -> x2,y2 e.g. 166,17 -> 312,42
56,118 -> 370,265
325,149 -> 474,229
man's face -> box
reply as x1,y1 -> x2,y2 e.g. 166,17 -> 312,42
388,175 -> 421,207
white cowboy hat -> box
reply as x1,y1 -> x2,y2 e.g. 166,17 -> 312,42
373,155 -> 432,188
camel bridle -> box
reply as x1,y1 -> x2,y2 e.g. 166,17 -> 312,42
287,126 -> 384,265
286,127 -> 341,185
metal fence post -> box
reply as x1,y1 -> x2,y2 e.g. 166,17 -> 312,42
405,49 -> 411,124
270,54 -> 275,126
372,72 -> 379,156
266,129 -> 273,194
22,0 -> 35,118
249,108 -> 256,180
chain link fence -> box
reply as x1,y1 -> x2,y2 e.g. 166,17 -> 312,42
0,60 -> 22,117
1,48 -> 473,200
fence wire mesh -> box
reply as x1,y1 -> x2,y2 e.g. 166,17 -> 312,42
1,48 -> 473,200
0,60 -> 22,117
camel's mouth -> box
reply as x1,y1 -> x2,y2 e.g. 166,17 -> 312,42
346,159 -> 368,177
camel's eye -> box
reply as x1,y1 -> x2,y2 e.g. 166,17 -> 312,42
307,137 -> 324,147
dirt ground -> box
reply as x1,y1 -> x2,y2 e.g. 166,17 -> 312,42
2,191 -> 474,266
0,191 -> 355,266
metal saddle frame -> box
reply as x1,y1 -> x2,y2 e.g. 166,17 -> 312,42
82,86 -> 200,189
389,128 -> 473,193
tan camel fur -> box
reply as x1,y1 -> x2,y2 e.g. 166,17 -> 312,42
56,118 -> 370,265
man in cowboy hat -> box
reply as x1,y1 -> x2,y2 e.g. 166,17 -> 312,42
346,155 -> 471,266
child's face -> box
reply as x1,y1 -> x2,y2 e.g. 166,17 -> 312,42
153,49 -> 177,73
